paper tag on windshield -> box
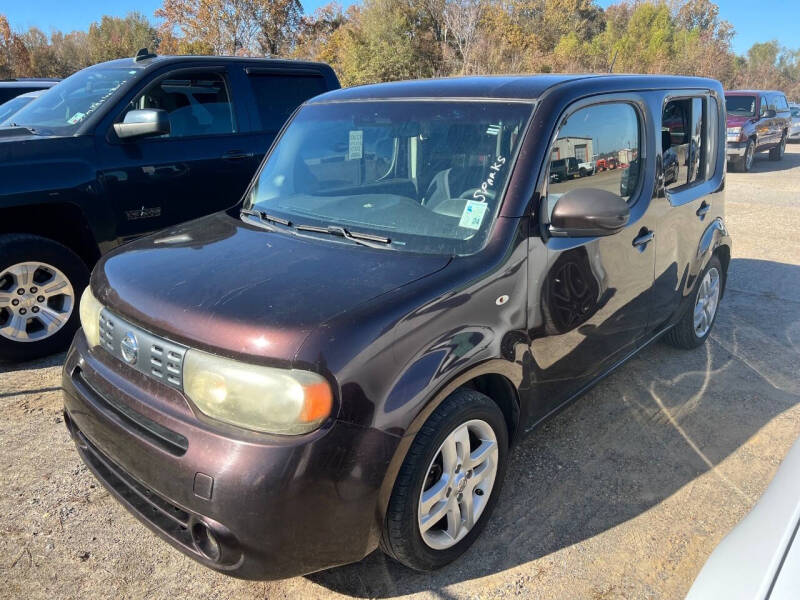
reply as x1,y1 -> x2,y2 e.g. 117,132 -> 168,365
348,130 -> 363,160
459,200 -> 489,230
67,112 -> 86,125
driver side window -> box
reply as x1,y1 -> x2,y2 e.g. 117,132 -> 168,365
121,70 -> 235,139
546,102 -> 641,220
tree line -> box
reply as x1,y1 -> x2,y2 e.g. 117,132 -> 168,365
1,0 -> 799,99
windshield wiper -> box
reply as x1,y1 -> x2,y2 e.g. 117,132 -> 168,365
240,208 -> 292,227
295,224 -> 392,249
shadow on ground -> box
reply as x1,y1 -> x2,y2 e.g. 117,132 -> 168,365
741,147 -> 800,174
308,258 -> 800,597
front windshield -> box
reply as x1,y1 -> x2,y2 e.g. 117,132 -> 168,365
1,66 -> 140,134
0,96 -> 33,124
245,100 -> 533,255
725,95 -> 756,117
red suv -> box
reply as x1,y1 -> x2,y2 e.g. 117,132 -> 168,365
725,90 -> 791,171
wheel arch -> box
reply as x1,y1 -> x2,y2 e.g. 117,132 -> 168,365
0,203 -> 100,267
375,360 -> 521,529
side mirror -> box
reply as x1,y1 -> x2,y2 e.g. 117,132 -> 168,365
549,187 -> 630,237
113,109 -> 170,140
763,109 -> 776,119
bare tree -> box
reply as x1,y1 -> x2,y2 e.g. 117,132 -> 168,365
442,0 -> 482,74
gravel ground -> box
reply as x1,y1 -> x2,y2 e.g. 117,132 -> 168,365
2,146 -> 800,600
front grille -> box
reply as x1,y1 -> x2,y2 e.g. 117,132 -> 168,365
72,424 -> 198,554
99,309 -> 187,390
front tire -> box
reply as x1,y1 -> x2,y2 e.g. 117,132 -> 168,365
380,388 -> 509,571
0,234 -> 89,362
663,255 -> 723,349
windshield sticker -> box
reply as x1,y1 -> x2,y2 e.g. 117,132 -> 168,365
459,200 -> 489,230
67,112 -> 86,125
472,155 -> 507,202
348,130 -> 363,160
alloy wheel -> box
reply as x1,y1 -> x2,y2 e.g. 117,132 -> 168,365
0,261 -> 75,342
417,419 -> 499,550
693,267 -> 720,338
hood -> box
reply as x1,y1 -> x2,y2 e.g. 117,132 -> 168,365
726,114 -> 754,128
94,212 -> 451,362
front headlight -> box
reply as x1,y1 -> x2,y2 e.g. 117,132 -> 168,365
79,286 -> 103,347
183,349 -> 333,435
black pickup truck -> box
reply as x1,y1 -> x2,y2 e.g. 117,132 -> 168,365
0,51 -> 339,360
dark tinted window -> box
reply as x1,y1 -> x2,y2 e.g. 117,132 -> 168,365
547,102 -> 641,206
725,95 -> 755,117
662,97 -> 705,190
122,71 -> 235,138
247,74 -> 327,132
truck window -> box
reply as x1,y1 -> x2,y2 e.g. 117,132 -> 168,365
247,74 -> 328,133
122,71 -> 235,138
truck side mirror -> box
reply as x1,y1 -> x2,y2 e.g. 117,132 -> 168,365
114,109 -> 170,140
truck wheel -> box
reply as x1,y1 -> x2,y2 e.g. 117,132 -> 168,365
736,139 -> 756,172
769,134 -> 786,161
0,234 -> 89,362
663,255 -> 723,350
380,388 -> 508,571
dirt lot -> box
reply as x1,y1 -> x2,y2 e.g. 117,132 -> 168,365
2,146 -> 800,600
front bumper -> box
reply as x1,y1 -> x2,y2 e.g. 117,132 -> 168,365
62,332 -> 399,579
726,140 -> 747,159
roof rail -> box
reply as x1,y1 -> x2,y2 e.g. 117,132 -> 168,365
134,48 -> 157,62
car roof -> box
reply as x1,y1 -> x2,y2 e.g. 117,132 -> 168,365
97,55 -> 334,72
308,73 -> 719,102
726,89 -> 785,96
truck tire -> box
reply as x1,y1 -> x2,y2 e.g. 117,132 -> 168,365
0,234 -> 89,362
769,134 -> 786,161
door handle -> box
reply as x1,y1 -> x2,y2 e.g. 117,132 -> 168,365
632,228 -> 655,249
696,201 -> 710,218
222,151 -> 254,161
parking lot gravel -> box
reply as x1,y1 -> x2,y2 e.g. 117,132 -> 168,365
2,146 -> 800,600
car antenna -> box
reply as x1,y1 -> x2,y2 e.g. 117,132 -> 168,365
134,48 -> 157,62
609,49 -> 619,73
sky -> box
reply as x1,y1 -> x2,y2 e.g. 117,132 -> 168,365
0,0 -> 795,56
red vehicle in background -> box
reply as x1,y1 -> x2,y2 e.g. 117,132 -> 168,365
596,157 -> 617,171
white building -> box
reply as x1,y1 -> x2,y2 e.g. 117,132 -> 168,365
551,136 -> 594,162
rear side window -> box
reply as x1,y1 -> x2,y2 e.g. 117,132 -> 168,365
122,70 -> 235,138
662,97 -> 706,190
247,74 -> 328,132
547,102 -> 641,208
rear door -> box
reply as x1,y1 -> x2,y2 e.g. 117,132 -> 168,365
528,97 -> 655,418
98,65 -> 254,242
241,67 -> 330,150
649,91 -> 723,329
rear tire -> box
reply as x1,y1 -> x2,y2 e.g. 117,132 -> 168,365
663,255 -> 723,350
769,134 -> 786,161
380,388 -> 509,571
0,234 -> 89,362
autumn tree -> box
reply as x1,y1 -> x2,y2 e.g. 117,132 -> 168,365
156,0 -> 302,56
87,13 -> 159,63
